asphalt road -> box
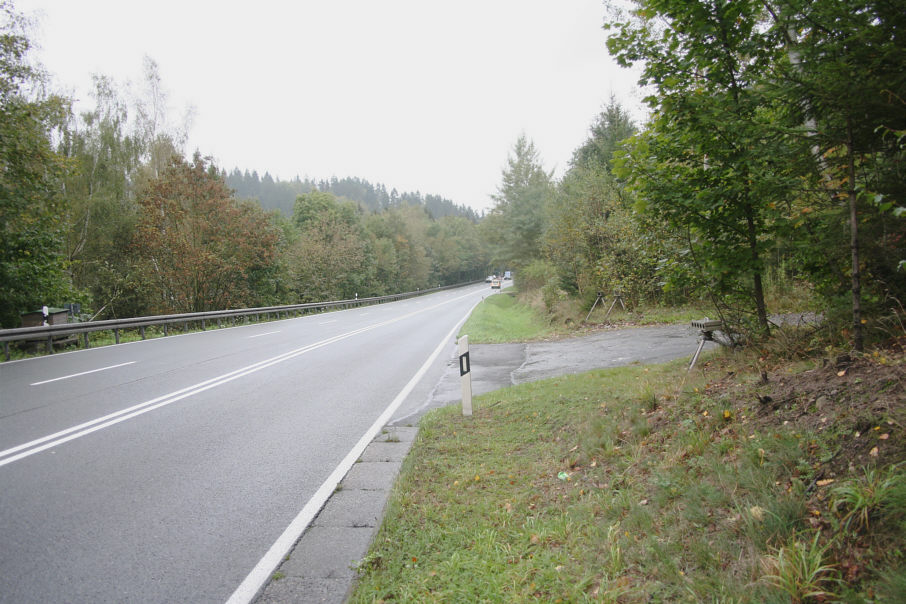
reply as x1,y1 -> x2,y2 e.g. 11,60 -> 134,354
0,284 -> 491,604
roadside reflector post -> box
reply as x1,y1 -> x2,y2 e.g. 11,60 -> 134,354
459,335 -> 472,416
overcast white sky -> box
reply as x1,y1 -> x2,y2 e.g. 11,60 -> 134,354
16,0 -> 644,213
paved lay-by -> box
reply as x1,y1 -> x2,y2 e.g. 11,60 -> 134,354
253,323 -> 714,603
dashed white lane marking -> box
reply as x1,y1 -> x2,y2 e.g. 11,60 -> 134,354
30,362 -> 136,386
247,331 -> 280,339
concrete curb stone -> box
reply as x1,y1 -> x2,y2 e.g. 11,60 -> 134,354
254,426 -> 417,604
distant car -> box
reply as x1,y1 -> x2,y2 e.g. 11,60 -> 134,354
491,279 -> 502,289
504,271 -> 512,280
485,275 -> 494,283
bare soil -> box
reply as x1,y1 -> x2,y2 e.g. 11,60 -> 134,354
706,348 -> 906,479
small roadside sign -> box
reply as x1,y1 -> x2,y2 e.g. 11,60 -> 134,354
459,335 -> 472,416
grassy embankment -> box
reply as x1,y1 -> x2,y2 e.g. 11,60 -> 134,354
463,287 -> 710,344
459,289 -> 567,343
350,291 -> 906,602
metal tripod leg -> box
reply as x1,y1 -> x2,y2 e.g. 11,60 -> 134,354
584,295 -> 603,323
688,337 -> 707,372
603,295 -> 625,321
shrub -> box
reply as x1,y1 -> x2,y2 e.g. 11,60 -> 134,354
517,259 -> 557,292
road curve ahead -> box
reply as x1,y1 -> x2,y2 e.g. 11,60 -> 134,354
0,284 -> 490,603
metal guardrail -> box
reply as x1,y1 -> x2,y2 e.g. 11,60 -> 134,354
1,281 -> 481,361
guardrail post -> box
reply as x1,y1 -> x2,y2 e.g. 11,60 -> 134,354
459,335 -> 472,416
201,319 -> 206,331
3,341 -> 9,361
84,332 -> 90,349
46,335 -> 53,354
114,328 -> 120,344
140,326 -> 146,340
164,324 -> 168,337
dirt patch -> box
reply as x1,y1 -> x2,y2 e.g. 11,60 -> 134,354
753,355 -> 906,476
692,347 -> 906,530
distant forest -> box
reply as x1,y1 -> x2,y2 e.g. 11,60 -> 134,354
223,171 -> 481,222
0,0 -> 496,328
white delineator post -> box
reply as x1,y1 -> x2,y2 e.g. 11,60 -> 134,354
459,335 -> 472,416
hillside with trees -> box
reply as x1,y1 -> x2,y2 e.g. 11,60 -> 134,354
223,170 -> 481,222
0,1 -> 490,328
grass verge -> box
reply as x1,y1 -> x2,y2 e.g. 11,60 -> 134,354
459,289 -> 568,343
463,286 -> 713,346
350,349 -> 906,602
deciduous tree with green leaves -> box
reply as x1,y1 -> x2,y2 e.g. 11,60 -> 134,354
607,0 -> 803,337
287,190 -> 372,301
607,0 -> 906,348
0,1 -> 74,327
57,75 -> 148,318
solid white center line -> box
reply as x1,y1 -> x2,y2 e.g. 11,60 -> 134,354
317,320 -> 337,325
30,362 -> 136,387
248,331 -> 281,339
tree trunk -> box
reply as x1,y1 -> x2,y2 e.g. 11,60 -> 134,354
746,208 -> 770,334
847,119 -> 864,352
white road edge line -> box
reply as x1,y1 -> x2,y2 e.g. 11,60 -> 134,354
0,290 -> 480,467
30,361 -> 136,386
247,331 -> 281,339
224,295 -> 484,604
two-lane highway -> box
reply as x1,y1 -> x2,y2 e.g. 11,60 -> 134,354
0,284 -> 491,603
